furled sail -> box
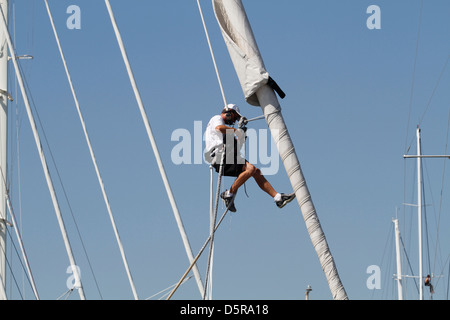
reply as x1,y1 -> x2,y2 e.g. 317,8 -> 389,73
213,0 -> 268,106
213,0 -> 348,300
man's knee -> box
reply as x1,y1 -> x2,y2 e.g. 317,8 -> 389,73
244,163 -> 258,176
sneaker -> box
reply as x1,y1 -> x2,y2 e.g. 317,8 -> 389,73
276,193 -> 296,208
220,190 -> 236,212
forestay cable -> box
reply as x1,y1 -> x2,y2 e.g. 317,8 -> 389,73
196,0 -> 227,107
44,0 -> 138,300
0,4 -> 85,300
104,0 -> 205,297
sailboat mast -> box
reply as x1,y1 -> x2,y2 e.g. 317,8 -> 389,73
404,128 -> 450,300
0,0 -> 7,300
393,218 -> 403,300
416,126 -> 423,300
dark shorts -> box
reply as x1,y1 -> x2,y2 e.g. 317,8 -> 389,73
213,162 -> 245,177
213,139 -> 246,177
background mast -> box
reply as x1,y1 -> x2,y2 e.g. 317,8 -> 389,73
0,0 -> 8,300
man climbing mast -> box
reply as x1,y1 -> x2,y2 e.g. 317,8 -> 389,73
204,103 -> 295,212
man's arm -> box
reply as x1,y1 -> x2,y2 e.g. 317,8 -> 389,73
215,125 -> 236,134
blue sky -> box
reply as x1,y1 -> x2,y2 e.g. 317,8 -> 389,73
3,0 -> 450,300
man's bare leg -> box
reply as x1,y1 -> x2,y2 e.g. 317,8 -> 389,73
229,162 -> 277,198
252,167 -> 277,198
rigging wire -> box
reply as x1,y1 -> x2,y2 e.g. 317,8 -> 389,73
383,223 -> 394,299
432,254 -> 450,295
16,49 -> 103,300
422,158 -> 447,285
0,5 -> 85,299
403,160 -> 417,272
372,222 -> 392,299
405,55 -> 450,152
0,164 -> 39,299
195,0 -> 237,300
433,104 -> 450,278
44,0 -> 138,300
404,0 -> 423,154
400,235 -> 419,296
56,287 -> 74,301
5,196 -> 38,299
417,55 -> 450,127
402,1 -> 423,258
104,0 -> 205,297
0,228 -> 26,299
196,0 -> 227,108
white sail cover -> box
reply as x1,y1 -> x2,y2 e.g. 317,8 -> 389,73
213,0 -> 268,106
213,0 -> 348,300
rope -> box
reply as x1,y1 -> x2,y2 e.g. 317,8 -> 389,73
56,288 -> 74,300
166,208 -> 232,300
145,276 -> 193,300
207,165 -> 214,299
166,201 -> 232,300
196,0 -> 227,107
203,151 -> 225,300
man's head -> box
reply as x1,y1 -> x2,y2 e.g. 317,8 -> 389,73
221,104 -> 242,125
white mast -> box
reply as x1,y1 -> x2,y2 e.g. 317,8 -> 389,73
213,0 -> 347,299
393,218 -> 403,300
416,127 -> 423,300
403,126 -> 450,300
0,0 -> 7,300
0,1 -> 39,300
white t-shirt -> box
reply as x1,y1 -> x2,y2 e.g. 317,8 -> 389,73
205,115 -> 225,153
204,114 -> 245,164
